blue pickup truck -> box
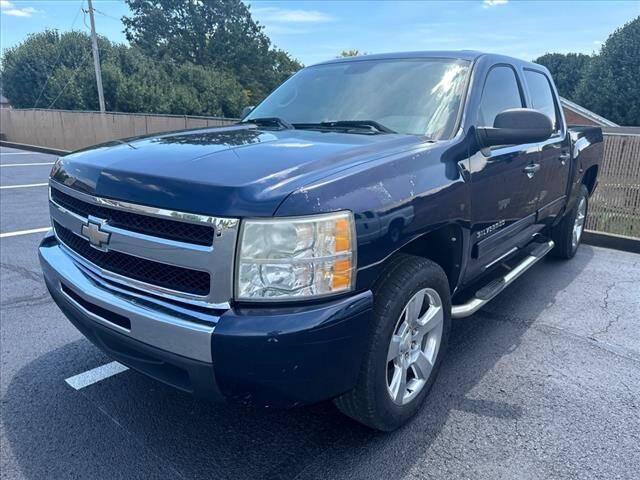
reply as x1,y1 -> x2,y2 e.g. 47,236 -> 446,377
40,51 -> 602,431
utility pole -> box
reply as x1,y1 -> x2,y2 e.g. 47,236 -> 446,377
87,0 -> 106,113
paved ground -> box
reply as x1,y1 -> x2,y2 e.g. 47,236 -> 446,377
1,146 -> 639,480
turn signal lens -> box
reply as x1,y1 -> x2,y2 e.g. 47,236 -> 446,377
335,218 -> 351,252
331,258 -> 352,290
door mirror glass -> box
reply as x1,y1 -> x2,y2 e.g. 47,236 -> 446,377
476,108 -> 553,148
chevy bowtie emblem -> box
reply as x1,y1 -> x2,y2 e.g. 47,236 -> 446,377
81,220 -> 111,251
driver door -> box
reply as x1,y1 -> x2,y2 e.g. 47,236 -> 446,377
467,65 -> 542,279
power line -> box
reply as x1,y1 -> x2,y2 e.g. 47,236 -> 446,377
83,5 -> 90,30
93,7 -> 122,22
32,0 -> 85,109
46,50 -> 93,109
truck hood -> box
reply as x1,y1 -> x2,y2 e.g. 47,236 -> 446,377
52,125 -> 427,217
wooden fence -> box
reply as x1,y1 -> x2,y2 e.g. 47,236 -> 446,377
1,109 -> 638,239
585,132 -> 640,238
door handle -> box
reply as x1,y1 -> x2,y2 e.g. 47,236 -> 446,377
523,163 -> 540,179
559,153 -> 570,165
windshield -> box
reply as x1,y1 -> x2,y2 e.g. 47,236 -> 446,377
247,58 -> 470,139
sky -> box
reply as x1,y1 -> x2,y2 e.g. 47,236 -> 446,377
1,0 -> 639,65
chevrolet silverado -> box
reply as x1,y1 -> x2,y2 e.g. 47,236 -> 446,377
40,51 -> 602,431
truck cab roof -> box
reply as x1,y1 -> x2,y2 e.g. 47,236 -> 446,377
314,50 -> 548,73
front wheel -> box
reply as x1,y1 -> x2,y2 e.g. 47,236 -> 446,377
551,184 -> 589,259
334,254 -> 451,431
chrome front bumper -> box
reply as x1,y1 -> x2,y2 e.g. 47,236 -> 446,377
39,232 -> 219,363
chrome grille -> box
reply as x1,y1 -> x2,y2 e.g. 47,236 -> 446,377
54,221 -> 211,296
51,187 -> 215,246
49,180 -> 239,308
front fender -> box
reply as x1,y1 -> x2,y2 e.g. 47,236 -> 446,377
275,140 -> 471,292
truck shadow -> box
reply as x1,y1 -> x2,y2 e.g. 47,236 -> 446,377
3,247 -> 595,480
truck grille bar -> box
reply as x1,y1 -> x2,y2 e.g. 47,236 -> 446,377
48,180 -> 239,309
50,187 -> 216,246
54,221 -> 211,296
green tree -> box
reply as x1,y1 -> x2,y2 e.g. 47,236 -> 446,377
533,53 -> 592,101
122,0 -> 302,102
0,30 -> 249,117
575,17 -> 640,126
0,30 -> 108,109
338,50 -> 366,58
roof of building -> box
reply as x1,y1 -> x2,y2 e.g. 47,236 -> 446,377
560,96 -> 618,127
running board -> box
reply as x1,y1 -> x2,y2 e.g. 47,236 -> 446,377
451,240 -> 554,319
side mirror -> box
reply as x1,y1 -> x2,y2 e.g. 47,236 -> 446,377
240,106 -> 255,119
476,108 -> 553,148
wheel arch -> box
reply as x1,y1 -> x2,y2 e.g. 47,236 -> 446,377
395,223 -> 464,293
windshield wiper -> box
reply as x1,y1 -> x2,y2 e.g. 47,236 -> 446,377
242,117 -> 295,130
293,120 -> 396,134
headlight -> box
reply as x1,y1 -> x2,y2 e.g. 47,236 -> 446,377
236,211 -> 356,301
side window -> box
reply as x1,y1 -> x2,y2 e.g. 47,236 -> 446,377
524,70 -> 559,131
477,66 -> 523,127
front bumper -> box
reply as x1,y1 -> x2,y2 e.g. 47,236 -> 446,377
40,233 -> 373,406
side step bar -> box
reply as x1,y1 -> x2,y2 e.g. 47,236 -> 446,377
451,240 -> 555,319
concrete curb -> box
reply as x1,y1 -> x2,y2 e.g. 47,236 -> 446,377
583,230 -> 640,255
0,140 -> 69,156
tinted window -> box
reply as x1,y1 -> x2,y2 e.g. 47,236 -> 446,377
477,66 -> 523,127
525,70 -> 559,130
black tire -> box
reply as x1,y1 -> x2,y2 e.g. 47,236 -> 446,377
333,254 -> 451,431
551,184 -> 589,259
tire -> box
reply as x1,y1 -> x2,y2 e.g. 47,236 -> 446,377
334,254 -> 451,431
551,184 -> 589,259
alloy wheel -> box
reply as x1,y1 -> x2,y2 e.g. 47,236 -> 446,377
572,196 -> 586,249
386,288 -> 444,406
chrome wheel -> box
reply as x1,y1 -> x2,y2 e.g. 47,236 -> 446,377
386,288 -> 444,406
572,196 -> 586,249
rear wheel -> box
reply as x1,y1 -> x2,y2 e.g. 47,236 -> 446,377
334,254 -> 451,431
551,184 -> 589,259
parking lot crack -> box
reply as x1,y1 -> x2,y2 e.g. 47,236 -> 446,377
590,280 -> 636,339
1,262 -> 42,283
536,322 -> 640,365
477,310 -> 640,365
0,292 -> 52,310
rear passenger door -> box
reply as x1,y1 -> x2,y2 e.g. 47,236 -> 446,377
468,65 -> 541,275
523,69 -> 571,225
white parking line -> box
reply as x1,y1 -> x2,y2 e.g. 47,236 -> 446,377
65,362 -> 130,390
0,182 -> 49,190
1,162 -> 55,167
0,227 -> 51,239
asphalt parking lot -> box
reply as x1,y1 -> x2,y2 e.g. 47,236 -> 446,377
1,145 -> 639,480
